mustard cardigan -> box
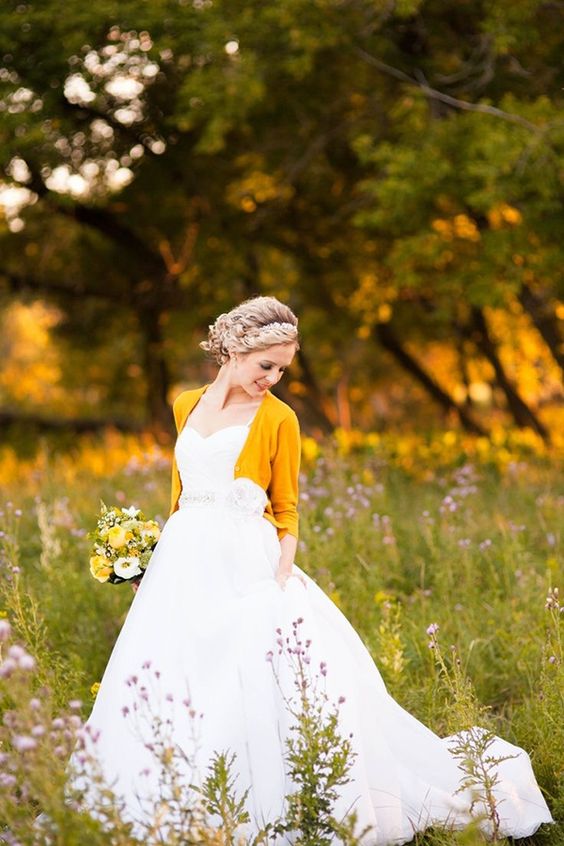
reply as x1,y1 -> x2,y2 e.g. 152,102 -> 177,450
169,384 -> 301,540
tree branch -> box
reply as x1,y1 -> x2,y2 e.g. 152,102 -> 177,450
354,47 -> 542,132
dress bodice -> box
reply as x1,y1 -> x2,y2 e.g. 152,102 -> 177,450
175,424 -> 250,495
174,419 -> 269,516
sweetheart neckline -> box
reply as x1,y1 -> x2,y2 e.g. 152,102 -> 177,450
182,423 -> 251,441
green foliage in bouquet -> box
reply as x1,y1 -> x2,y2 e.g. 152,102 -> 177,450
88,502 -> 161,585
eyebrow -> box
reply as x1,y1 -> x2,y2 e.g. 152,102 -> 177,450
261,359 -> 289,366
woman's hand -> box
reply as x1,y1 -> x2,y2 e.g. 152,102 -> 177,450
275,567 -> 307,591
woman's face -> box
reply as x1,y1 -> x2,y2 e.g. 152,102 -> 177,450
233,343 -> 296,398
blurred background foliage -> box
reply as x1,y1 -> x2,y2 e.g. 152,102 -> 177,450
0,0 -> 563,445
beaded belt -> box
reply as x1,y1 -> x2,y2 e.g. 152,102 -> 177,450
178,477 -> 268,518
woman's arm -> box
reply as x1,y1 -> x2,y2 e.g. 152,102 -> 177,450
269,410 -> 304,589
275,532 -> 299,588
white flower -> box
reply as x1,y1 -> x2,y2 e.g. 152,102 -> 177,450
226,477 -> 267,517
114,556 -> 142,579
122,506 -> 140,518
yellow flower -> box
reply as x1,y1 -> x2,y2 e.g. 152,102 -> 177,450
301,436 -> 319,463
143,521 -> 161,540
90,681 -> 101,698
107,525 -> 127,549
329,589 -> 342,608
89,554 -> 113,583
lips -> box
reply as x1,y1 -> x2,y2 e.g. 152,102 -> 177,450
255,381 -> 268,390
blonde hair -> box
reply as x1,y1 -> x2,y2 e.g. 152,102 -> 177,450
200,296 -> 300,365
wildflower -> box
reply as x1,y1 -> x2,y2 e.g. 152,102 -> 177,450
0,658 -> 17,678
426,623 -> 439,636
545,588 -> 561,612
0,619 -> 11,641
69,699 -> 82,710
31,724 -> 45,736
52,717 -> 65,730
13,735 -> 37,752
8,644 -> 26,660
29,698 -> 41,710
265,651 -> 274,662
18,654 -> 36,671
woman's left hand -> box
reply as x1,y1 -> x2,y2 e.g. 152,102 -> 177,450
275,568 -> 307,590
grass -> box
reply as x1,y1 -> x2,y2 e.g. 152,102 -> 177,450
0,426 -> 562,843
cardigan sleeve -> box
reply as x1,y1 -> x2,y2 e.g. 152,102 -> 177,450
268,410 -> 301,540
169,393 -> 186,516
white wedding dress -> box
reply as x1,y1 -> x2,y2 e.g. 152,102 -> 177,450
65,417 -> 553,844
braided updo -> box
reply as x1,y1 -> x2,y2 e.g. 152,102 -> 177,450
200,296 -> 299,365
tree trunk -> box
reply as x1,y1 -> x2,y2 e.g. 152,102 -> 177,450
469,306 -> 550,441
137,305 -> 172,437
374,321 -> 488,435
518,282 -> 564,379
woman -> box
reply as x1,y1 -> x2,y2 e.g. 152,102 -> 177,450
67,296 -> 552,844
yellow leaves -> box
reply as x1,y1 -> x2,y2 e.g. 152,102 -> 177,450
377,303 -> 392,322
288,380 -> 307,396
431,214 -> 481,242
226,156 -> 294,212
240,197 -> 256,213
0,302 -> 64,406
487,203 -> 523,230
356,324 -> 371,339
350,273 -> 394,328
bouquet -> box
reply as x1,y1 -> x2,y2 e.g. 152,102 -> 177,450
88,502 -> 161,584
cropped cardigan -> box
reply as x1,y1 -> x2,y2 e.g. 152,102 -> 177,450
169,384 -> 301,540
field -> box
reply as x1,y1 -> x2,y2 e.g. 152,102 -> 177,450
0,427 -> 562,844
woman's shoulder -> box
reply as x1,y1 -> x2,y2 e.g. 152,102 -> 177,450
265,391 -> 299,425
172,385 -> 207,424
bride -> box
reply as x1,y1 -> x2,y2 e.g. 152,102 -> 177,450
66,295 -> 553,844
